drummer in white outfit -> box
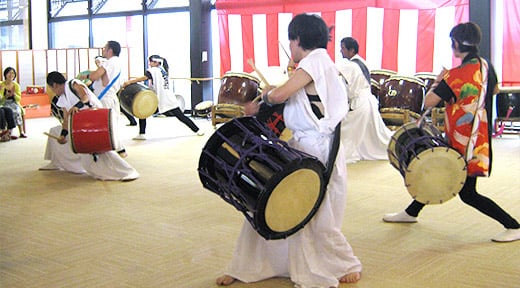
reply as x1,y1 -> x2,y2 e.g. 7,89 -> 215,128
217,14 -> 361,288
122,55 -> 203,140
80,41 -> 127,157
41,71 -> 139,181
336,37 -> 393,163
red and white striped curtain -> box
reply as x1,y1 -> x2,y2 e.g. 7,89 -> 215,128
215,0 -> 519,86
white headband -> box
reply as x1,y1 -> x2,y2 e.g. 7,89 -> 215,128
461,41 -> 478,46
151,57 -> 163,64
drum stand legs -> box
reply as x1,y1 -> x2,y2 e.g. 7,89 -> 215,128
211,104 -> 245,129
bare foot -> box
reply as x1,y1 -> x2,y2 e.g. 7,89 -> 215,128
339,272 -> 361,284
216,275 -> 236,286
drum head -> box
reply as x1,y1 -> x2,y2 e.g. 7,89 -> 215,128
133,90 -> 158,119
264,168 -> 322,233
405,147 -> 466,204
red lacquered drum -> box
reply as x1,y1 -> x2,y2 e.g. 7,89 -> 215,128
70,108 -> 116,154
118,83 -> 158,119
218,72 -> 260,105
380,75 -> 425,114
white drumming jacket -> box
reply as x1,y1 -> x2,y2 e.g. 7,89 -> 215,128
225,49 -> 361,288
148,66 -> 178,113
336,55 -> 393,163
99,56 -> 124,151
43,79 -> 139,181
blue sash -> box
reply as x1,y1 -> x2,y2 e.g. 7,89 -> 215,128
97,72 -> 121,100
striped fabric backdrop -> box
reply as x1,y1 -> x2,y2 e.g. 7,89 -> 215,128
215,0 -> 519,86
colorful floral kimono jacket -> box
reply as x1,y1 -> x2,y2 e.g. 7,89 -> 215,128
434,55 -> 497,177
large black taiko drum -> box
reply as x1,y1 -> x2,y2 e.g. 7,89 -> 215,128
198,117 -> 325,240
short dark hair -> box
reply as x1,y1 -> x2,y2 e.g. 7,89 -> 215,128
3,67 -> 16,79
288,14 -> 330,50
450,22 -> 481,54
47,71 -> 66,86
107,40 -> 121,56
341,37 -> 359,54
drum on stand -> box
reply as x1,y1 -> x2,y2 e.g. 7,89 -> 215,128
193,100 -> 214,117
415,72 -> 445,130
370,79 -> 381,100
496,87 -> 520,119
370,69 -> 397,87
212,72 -> 260,127
218,72 -> 260,105
414,72 -> 443,108
70,108 -> 117,154
387,122 -> 467,204
495,87 -> 520,135
118,83 -> 158,119
199,117 -> 325,240
414,73 -> 436,93
379,75 -> 425,128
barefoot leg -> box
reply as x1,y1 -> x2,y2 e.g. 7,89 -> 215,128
339,272 -> 361,284
216,275 -> 236,286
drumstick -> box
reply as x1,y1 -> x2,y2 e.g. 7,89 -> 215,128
247,59 -> 270,87
278,41 -> 291,60
44,132 -> 61,140
247,59 -> 271,103
416,107 -> 433,127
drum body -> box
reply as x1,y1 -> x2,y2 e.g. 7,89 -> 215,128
496,88 -> 520,118
370,78 -> 381,99
380,75 -> 425,114
387,122 -> 466,204
218,72 -> 260,105
415,72 -> 444,108
70,108 -> 116,154
199,117 -> 325,240
379,76 -> 425,127
414,73 -> 436,92
118,83 -> 158,119
370,69 -> 397,87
